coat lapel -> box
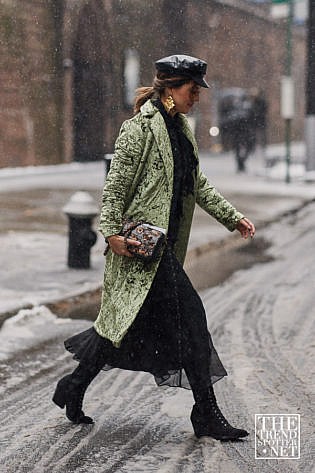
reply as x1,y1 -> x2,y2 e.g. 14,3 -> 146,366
141,101 -> 173,188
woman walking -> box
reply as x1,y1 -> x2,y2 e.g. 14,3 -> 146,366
53,54 -> 255,441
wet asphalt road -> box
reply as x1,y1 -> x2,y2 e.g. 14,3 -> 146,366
0,203 -> 314,473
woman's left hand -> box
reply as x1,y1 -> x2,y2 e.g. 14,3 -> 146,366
236,217 -> 256,239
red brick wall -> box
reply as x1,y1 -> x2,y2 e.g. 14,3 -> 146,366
0,0 -> 63,168
0,0 -> 306,167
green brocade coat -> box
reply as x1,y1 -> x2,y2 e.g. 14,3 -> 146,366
94,100 -> 244,346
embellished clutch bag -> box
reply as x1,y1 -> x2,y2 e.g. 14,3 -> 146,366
121,219 -> 166,263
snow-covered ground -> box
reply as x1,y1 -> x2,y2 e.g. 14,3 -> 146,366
0,203 -> 314,472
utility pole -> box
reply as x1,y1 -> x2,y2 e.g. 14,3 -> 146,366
305,0 -> 315,172
278,0 -> 294,183
272,0 -> 295,183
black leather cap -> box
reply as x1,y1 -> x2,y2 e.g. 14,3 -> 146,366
155,54 -> 209,88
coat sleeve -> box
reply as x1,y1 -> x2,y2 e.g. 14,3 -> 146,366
99,118 -> 145,238
196,169 -> 244,231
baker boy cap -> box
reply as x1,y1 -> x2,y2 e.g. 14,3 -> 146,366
155,54 -> 209,88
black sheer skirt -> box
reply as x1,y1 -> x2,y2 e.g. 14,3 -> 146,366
65,245 -> 227,389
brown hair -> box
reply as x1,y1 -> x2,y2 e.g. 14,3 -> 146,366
133,74 -> 191,114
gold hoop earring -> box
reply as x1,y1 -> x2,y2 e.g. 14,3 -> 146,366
164,95 -> 176,113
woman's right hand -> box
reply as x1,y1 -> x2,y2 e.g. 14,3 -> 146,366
107,235 -> 141,257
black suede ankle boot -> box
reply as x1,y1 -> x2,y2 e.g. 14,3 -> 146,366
53,365 -> 99,424
190,385 -> 249,441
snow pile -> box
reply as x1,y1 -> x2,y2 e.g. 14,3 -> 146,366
0,305 -> 73,361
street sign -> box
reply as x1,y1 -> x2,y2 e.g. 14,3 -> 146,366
281,76 -> 295,119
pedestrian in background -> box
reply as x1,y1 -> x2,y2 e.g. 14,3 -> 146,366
231,94 -> 256,173
218,89 -> 255,173
53,54 -> 255,441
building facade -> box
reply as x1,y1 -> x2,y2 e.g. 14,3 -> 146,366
0,0 -> 306,168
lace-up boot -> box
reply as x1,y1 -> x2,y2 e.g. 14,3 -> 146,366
190,385 -> 249,440
53,365 -> 99,424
